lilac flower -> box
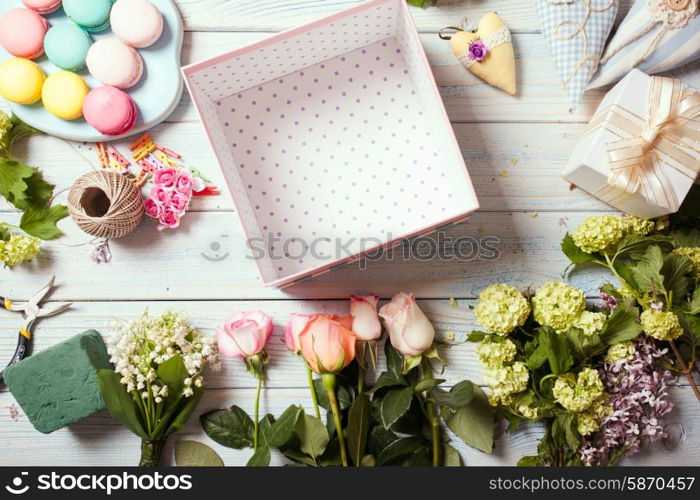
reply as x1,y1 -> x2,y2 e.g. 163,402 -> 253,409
600,292 -> 618,311
468,40 -> 488,62
580,337 -> 675,466
89,239 -> 112,264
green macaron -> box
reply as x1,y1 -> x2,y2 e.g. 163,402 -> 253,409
63,0 -> 114,33
44,23 -> 93,71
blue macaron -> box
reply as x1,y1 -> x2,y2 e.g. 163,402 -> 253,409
44,23 -> 93,71
62,0 -> 114,33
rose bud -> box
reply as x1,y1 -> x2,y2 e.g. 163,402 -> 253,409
350,295 -> 381,341
299,314 -> 356,374
216,310 -> 273,359
379,292 -> 435,356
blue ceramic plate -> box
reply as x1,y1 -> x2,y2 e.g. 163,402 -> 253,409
0,0 -> 183,142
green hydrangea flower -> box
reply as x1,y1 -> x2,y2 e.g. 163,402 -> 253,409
574,311 -> 606,337
604,341 -> 636,363
476,338 -> 516,369
571,215 -> 629,253
640,310 -> 683,341
474,284 -> 531,335
576,396 -> 612,436
0,111 -> 11,135
552,368 -> 604,413
624,216 -> 654,236
673,247 -> 700,278
0,233 -> 41,267
518,404 -> 540,420
532,281 -> 586,333
484,361 -> 529,406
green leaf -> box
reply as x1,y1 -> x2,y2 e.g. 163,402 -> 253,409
380,387 -> 414,429
20,204 -> 68,240
164,386 -> 204,437
0,158 -> 35,208
561,233 -> 595,264
174,440 -> 224,466
443,443 -> 462,466
537,327 -> 574,375
661,253 -> 693,303
0,223 -> 11,241
402,354 -> 422,374
95,369 -> 147,439
552,413 -> 580,450
376,436 -> 425,465
632,245 -> 665,294
294,412 -> 329,461
384,340 -> 403,379
156,354 -> 188,398
371,371 -> 407,393
443,386 -> 494,454
615,234 -> 672,260
200,406 -> 254,449
466,331 -> 487,342
600,300 -> 642,345
347,394 -> 371,466
414,378 -> 445,393
368,426 -> 399,457
247,446 -> 271,466
671,228 -> 700,248
281,448 -> 317,467
430,380 -> 475,410
518,455 -> 545,466
267,405 -> 303,448
686,288 -> 700,315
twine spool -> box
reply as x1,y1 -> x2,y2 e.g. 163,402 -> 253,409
68,171 -> 144,239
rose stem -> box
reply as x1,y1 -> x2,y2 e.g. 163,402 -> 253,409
670,341 -> 700,403
421,358 -> 440,466
253,374 -> 263,450
306,364 -> 321,419
322,373 -> 349,467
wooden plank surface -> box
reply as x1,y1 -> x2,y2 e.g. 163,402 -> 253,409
1,0 -> 698,466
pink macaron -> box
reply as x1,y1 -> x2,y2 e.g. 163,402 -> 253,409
21,0 -> 63,15
0,8 -> 49,59
83,86 -> 138,136
86,38 -> 144,89
110,0 -> 164,48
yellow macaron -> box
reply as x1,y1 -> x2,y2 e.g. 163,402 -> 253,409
0,58 -> 45,104
42,71 -> 90,120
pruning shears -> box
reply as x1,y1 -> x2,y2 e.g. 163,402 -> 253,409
0,276 -> 72,382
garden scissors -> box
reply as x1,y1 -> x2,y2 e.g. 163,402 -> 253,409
0,276 -> 71,382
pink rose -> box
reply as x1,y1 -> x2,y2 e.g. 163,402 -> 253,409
153,168 -> 177,188
150,186 -> 172,206
175,171 -> 193,194
350,294 -> 381,341
299,314 -> 356,374
170,191 -> 190,214
216,310 -> 273,359
379,292 -> 435,356
158,208 -> 180,230
284,313 -> 314,353
144,198 -> 161,218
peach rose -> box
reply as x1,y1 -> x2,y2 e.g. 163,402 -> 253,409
299,314 -> 356,374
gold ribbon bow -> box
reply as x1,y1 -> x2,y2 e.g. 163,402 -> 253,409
593,76 -> 700,211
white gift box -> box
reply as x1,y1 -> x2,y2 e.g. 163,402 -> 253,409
563,69 -> 700,219
183,0 -> 478,288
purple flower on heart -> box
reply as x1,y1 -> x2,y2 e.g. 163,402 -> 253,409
468,40 -> 488,62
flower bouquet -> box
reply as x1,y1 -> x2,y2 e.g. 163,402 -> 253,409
468,280 -> 673,465
97,311 -> 218,466
562,203 -> 700,403
200,293 -> 495,466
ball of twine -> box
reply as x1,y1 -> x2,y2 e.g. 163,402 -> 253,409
68,171 -> 144,239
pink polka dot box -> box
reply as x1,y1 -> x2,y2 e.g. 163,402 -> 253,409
182,0 -> 479,288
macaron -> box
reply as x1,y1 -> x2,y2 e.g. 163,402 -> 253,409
0,8 -> 49,59
110,0 -> 163,48
0,58 -> 46,105
42,71 -> 90,120
83,86 -> 138,135
62,0 -> 113,33
21,0 -> 63,15
86,38 -> 143,89
44,23 -> 93,71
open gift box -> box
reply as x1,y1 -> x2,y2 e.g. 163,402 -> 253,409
183,0 -> 478,288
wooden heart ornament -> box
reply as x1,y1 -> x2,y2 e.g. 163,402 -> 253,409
441,13 -> 516,95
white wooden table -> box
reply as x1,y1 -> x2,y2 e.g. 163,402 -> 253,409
1,0 -> 698,466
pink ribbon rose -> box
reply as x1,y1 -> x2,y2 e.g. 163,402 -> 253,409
144,198 -> 161,218
153,168 -> 177,188
175,171 -> 194,194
